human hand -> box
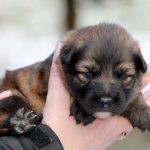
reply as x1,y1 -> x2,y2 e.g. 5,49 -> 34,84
0,45 -> 149,150
42,42 -> 150,150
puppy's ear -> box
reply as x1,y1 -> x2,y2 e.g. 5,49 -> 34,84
133,52 -> 147,73
60,44 -> 76,65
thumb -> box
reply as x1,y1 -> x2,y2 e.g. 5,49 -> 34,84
48,42 -> 69,100
43,43 -> 70,113
48,43 -> 65,91
42,43 -> 71,125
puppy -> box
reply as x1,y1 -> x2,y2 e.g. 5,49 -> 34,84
0,23 -> 148,136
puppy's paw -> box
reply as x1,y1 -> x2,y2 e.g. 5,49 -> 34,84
70,102 -> 95,125
122,103 -> 150,132
10,107 -> 43,134
130,109 -> 150,132
122,94 -> 150,132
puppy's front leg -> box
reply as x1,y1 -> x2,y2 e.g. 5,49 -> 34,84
122,93 -> 150,131
0,94 -> 42,135
70,101 -> 95,125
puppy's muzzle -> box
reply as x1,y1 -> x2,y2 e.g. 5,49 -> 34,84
94,82 -> 119,107
83,81 -> 124,115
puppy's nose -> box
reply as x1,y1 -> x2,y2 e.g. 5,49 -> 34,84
98,97 -> 113,109
100,97 -> 113,104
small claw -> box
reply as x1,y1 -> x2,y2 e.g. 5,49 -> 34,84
18,107 -> 25,114
30,114 -> 38,120
25,110 -> 35,117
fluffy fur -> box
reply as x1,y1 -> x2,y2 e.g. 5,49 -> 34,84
0,23 -> 149,135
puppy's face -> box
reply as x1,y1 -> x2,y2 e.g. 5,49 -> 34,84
60,23 -> 147,119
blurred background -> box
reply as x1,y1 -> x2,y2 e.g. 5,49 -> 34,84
0,0 -> 150,149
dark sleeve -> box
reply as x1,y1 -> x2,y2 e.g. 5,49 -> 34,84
0,124 -> 64,150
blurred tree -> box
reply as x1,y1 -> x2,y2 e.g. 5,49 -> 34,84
66,0 -> 76,30
65,0 -> 132,30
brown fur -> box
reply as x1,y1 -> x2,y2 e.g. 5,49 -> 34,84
0,23 -> 149,135
0,61 -> 50,112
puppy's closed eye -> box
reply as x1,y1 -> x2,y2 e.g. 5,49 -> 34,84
115,62 -> 136,86
117,73 -> 134,86
76,71 -> 94,84
75,62 -> 97,83
83,72 -> 94,79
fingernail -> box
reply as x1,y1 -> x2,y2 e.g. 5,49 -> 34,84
118,131 -> 130,140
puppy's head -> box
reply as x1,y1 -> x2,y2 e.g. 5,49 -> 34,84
60,23 -> 147,119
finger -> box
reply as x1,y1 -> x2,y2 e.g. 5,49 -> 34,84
95,116 -> 132,143
43,43 -> 70,117
50,42 -> 63,73
52,42 -> 63,61
108,116 -> 132,141
143,90 -> 150,99
143,90 -> 150,105
117,116 -> 132,134
0,90 -> 12,100
48,43 -> 66,91
140,64 -> 150,89
47,42 -> 70,103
